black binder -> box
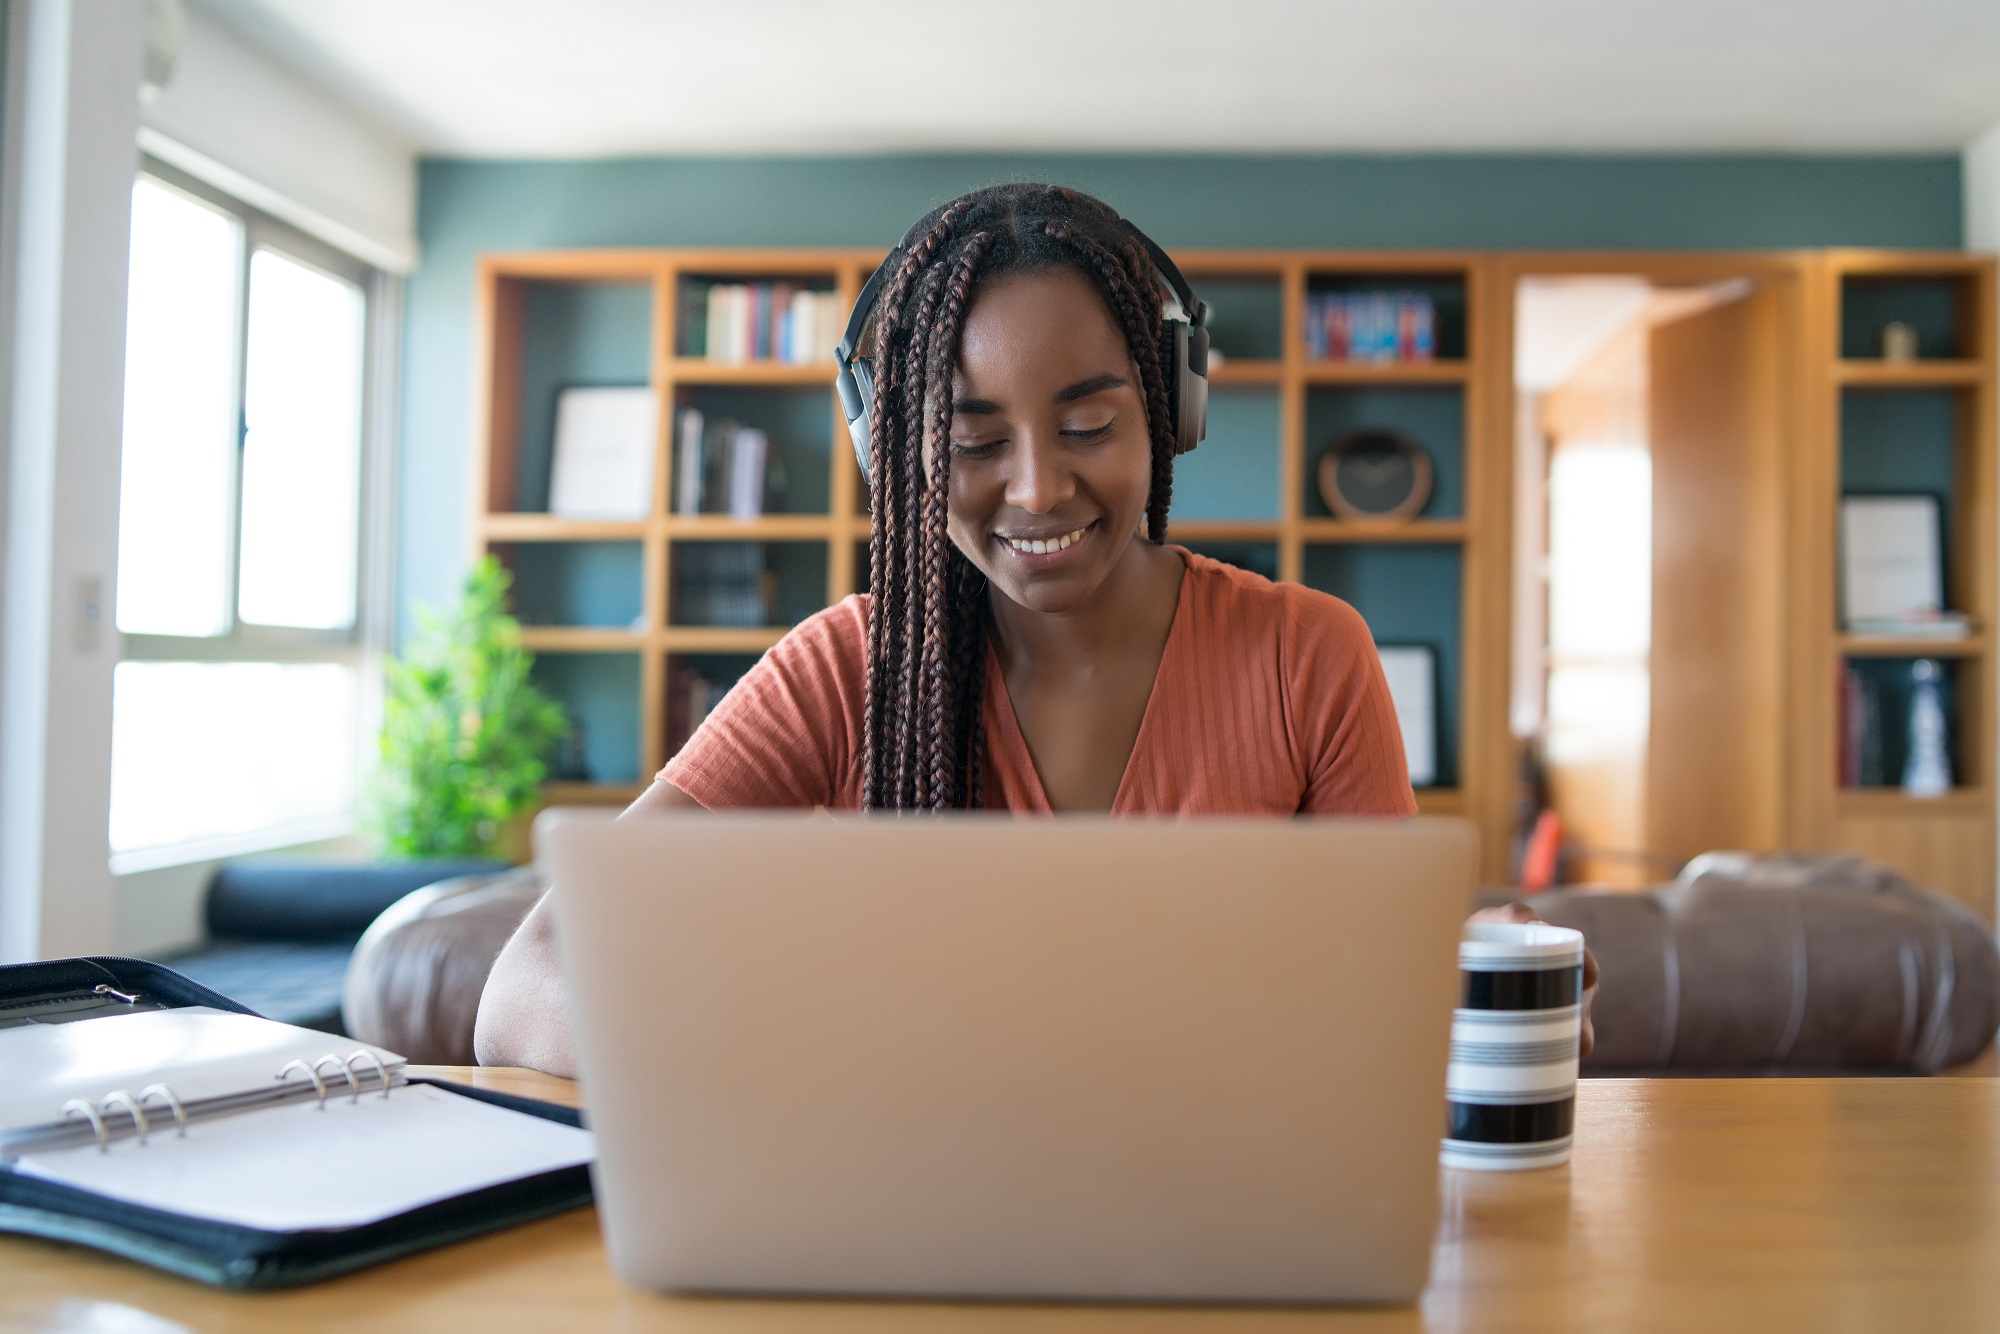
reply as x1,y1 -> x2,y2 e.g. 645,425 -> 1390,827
0,956 -> 594,1290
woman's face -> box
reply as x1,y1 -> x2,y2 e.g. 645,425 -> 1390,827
943,267 -> 1155,615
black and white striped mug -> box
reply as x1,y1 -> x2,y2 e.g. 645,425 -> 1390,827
1440,921 -> 1584,1171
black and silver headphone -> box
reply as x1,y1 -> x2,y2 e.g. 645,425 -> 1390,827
833,226 -> 1210,485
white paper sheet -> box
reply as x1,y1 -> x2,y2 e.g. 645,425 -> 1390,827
549,386 -> 657,519
1377,647 -> 1437,787
15,1083 -> 595,1231
1841,496 -> 1942,624
0,1007 -> 402,1136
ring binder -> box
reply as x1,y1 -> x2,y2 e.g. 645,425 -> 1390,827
344,1050 -> 392,1099
99,1090 -> 148,1145
59,1098 -> 108,1152
138,1084 -> 187,1137
276,1059 -> 329,1108
313,1055 -> 357,1102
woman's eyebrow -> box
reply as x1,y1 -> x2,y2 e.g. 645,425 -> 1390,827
952,396 -> 1001,415
1052,373 -> 1127,404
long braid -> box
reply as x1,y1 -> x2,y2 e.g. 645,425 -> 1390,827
860,184 -> 1183,809
1043,223 -> 1178,543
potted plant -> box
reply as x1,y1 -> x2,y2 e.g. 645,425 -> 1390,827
368,557 -> 568,861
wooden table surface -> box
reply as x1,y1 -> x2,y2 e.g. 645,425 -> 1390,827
5,1068 -> 1999,1333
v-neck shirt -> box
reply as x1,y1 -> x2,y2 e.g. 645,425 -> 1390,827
661,548 -> 1417,816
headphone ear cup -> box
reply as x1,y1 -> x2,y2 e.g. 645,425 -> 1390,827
840,358 -> 875,484
1170,320 -> 1208,456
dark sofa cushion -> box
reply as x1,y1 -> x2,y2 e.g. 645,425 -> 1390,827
204,859 -> 508,942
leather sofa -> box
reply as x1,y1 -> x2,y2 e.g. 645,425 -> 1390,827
342,851 -> 2000,1072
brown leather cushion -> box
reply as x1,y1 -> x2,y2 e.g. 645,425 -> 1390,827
340,869 -> 542,1065
1526,853 -> 1999,1074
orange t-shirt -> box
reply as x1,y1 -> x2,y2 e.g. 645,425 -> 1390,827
661,549 -> 1417,816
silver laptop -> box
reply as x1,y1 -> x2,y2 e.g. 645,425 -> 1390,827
540,812 -> 1474,1304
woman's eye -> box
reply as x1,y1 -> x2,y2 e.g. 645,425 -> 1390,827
1062,420 -> 1115,441
950,438 -> 1001,458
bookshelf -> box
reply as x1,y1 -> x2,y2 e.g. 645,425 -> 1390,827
470,249 -> 1505,870
1794,252 -> 1998,915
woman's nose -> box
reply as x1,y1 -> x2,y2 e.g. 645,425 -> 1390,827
1004,434 -> 1076,515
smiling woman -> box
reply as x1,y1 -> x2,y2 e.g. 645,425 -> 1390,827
646,184 -> 1414,817
477,185 -> 1422,1072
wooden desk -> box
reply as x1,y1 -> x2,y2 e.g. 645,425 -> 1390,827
5,1070 -> 1998,1332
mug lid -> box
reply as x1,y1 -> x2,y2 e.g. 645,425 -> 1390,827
1459,921 -> 1584,971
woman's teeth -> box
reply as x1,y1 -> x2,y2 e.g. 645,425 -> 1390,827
1003,524 -> 1090,556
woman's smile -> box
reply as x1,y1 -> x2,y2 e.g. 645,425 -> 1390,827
997,519 -> 1097,567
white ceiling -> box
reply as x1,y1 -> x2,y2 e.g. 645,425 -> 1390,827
198,0 -> 2000,158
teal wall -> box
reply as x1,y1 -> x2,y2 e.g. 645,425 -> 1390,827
401,151 -> 1962,632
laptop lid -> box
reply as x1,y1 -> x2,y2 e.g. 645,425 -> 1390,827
543,813 -> 1473,1303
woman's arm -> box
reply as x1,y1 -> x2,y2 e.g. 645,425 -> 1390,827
471,779 -> 702,1074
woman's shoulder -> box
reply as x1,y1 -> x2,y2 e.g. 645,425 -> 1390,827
1177,548 -> 1374,656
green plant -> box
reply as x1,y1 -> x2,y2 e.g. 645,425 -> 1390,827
367,557 -> 568,859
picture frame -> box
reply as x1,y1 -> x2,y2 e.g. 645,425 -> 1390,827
549,385 -> 656,520
1375,644 -> 1438,788
1839,494 -> 1943,627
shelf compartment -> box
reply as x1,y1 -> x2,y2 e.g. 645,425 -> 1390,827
674,271 -> 841,363
504,278 -> 654,514
534,651 -> 643,786
1304,385 -> 1465,521
1837,655 -> 1978,792
1302,542 -> 1461,789
498,540 -> 643,630
1303,270 -> 1469,364
672,385 -> 833,516
664,652 -> 764,758
1839,273 -> 1977,361
1173,387 -> 1281,521
1839,386 -> 1965,610
1185,275 -> 1284,362
669,540 -> 828,629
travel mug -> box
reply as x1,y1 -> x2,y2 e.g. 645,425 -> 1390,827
1440,921 -> 1584,1170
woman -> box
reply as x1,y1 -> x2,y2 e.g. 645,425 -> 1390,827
477,185 -> 1581,1072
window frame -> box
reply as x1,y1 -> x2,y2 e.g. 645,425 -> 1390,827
112,158 -> 397,871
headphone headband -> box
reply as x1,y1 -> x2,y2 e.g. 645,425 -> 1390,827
834,216 -> 1209,485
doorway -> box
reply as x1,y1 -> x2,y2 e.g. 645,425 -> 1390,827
1506,264 -> 1791,887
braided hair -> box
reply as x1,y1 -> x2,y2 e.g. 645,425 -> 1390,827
861,184 -> 1180,811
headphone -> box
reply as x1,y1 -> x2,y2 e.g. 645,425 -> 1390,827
834,226 -> 1210,485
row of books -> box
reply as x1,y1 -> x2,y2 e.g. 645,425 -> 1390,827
672,542 -> 775,628
1303,292 -> 1437,364
675,409 -> 788,518
686,282 -> 844,365
1837,658 -> 1955,792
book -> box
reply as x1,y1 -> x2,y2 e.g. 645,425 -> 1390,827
1303,291 -> 1438,364
727,427 -> 769,521
0,967 -> 594,1289
548,387 -> 655,519
675,406 -> 705,515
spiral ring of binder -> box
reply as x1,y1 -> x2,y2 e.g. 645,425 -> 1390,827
99,1089 -> 149,1145
277,1058 -> 330,1108
314,1054 -> 358,1101
344,1049 -> 392,1099
59,1098 -> 109,1152
138,1083 -> 188,1137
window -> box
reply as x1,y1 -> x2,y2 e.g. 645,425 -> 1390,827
110,168 -> 381,866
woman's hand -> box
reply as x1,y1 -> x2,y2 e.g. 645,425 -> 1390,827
1465,901 -> 1598,1062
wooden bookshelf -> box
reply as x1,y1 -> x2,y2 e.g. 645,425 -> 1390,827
1793,251 -> 1998,915
473,248 -> 1503,869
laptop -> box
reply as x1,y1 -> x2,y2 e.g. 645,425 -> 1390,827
540,812 -> 1474,1304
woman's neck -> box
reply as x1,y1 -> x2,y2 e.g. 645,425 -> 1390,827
988,537 -> 1185,677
